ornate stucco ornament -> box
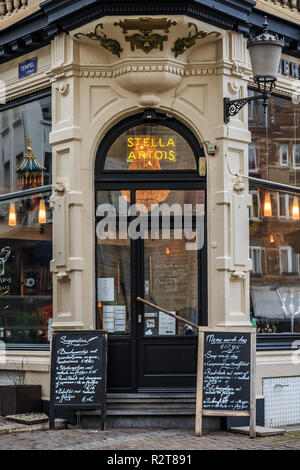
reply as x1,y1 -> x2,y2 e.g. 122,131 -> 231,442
172,23 -> 221,57
74,24 -> 123,58
114,17 -> 177,53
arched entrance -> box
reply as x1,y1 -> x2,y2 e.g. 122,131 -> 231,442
95,111 -> 207,392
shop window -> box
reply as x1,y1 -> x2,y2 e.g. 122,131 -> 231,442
0,91 -> 52,348
0,94 -> 52,195
103,124 -> 197,171
249,186 -> 300,336
0,191 -> 52,346
248,93 -> 300,186
249,92 -> 300,343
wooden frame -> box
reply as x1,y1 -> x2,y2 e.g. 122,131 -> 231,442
137,298 -> 256,438
195,327 -> 256,438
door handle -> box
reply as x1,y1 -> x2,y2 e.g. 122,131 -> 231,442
138,314 -> 142,324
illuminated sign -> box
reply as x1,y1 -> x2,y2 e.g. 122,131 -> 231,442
127,137 -> 176,161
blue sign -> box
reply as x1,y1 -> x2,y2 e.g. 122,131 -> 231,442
18,58 -> 37,79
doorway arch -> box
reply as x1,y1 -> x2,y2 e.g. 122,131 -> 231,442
95,111 -> 207,392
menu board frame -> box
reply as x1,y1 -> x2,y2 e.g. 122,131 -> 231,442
195,327 -> 256,438
49,330 -> 108,430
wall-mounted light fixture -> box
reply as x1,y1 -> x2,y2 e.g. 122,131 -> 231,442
224,17 -> 284,123
8,203 -> 16,226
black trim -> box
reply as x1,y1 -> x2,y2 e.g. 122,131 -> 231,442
257,333 -> 300,351
0,0 -> 299,63
0,88 -> 51,110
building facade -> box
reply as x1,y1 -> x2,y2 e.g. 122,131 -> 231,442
0,0 -> 299,428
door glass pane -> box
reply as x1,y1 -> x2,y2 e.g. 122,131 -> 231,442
96,190 -> 131,335
143,231 -> 199,337
96,235 -> 131,335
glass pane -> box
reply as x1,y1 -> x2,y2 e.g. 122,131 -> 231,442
0,96 -> 52,195
248,94 -> 300,187
249,185 -> 300,333
104,124 -> 197,171
96,234 -> 131,336
0,193 -> 52,344
143,231 -> 199,336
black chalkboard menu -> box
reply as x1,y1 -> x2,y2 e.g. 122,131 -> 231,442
202,331 -> 251,411
49,330 -> 107,430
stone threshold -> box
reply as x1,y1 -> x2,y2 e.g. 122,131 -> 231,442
230,426 -> 286,437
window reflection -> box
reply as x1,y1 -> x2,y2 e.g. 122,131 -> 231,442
0,193 -> 52,344
249,94 -> 300,186
0,95 -> 52,195
249,185 -> 300,334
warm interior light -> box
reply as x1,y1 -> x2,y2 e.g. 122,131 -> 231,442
270,234 -> 274,243
38,199 -> 47,224
121,138 -> 170,211
292,196 -> 300,220
165,247 -> 170,255
264,192 -> 272,217
8,203 -> 17,226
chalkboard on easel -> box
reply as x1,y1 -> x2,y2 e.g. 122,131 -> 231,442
195,329 -> 256,438
49,330 -> 108,430
202,332 -> 251,411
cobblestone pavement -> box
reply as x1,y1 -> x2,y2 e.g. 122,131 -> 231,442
0,428 -> 299,450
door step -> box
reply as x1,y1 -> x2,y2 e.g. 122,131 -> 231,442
78,393 -> 220,430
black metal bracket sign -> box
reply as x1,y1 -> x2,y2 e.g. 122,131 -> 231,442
49,330 -> 108,430
195,328 -> 256,438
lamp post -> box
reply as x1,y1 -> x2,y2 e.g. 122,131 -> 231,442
224,17 -> 284,123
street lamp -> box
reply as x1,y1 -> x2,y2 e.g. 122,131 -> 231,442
224,17 -> 284,123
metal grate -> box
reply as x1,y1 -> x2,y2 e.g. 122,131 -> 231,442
263,376 -> 300,427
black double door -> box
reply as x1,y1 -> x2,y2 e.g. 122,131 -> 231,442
96,185 -> 206,392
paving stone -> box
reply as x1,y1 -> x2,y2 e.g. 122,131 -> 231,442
0,428 -> 299,450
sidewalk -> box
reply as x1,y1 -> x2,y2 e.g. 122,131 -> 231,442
0,427 -> 299,450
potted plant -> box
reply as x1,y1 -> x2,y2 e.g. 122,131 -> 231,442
0,367 -> 42,416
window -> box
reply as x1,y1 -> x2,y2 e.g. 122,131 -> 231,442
249,94 -> 300,341
0,91 -> 52,348
279,246 -> 299,274
280,144 -> 289,167
249,190 -> 261,220
250,246 -> 266,275
248,93 -> 300,186
293,144 -> 300,170
0,94 -> 52,195
249,143 -> 258,173
103,124 -> 197,171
